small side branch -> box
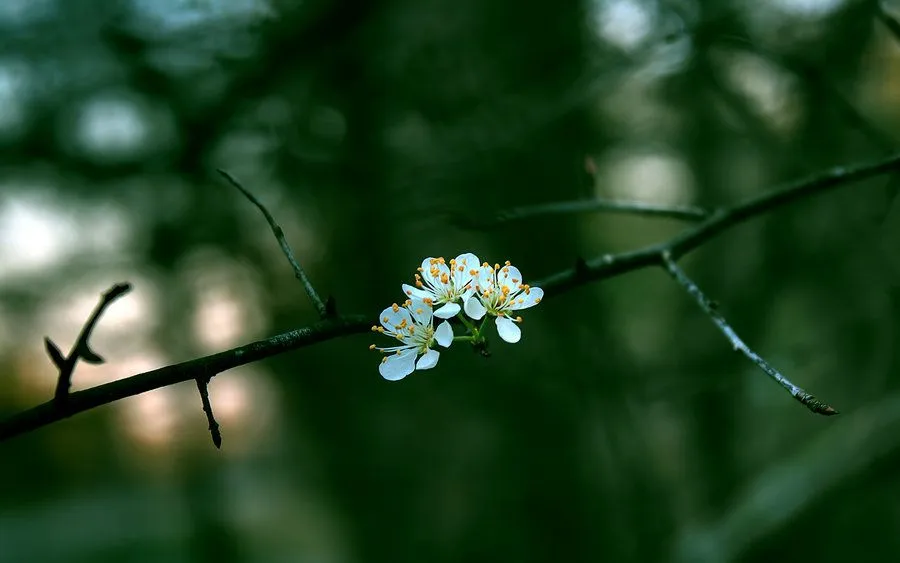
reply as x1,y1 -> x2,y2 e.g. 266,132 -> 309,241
217,169 -> 329,318
49,282 -> 132,403
195,376 -> 222,449
457,199 -> 710,229
662,253 -> 837,415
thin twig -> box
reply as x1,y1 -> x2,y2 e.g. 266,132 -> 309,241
195,376 -> 222,449
457,199 -> 710,229
1,153 -> 899,442
217,169 -> 329,318
49,282 -> 131,403
534,152 -> 900,293
662,252 -> 837,415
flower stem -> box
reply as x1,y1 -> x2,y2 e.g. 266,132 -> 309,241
457,312 -> 478,335
453,335 -> 476,342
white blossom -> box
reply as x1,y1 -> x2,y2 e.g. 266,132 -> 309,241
401,253 -> 480,319
463,260 -> 543,343
370,298 -> 453,380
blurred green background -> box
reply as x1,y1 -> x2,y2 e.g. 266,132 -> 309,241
2,0 -> 900,561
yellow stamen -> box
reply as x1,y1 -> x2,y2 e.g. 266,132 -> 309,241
416,308 -> 423,314
440,273 -> 449,284
534,297 -> 541,303
369,344 -> 376,350
515,316 -> 523,322
391,303 -> 399,312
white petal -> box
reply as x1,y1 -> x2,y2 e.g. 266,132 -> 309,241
508,287 -> 544,310
434,320 -> 453,347
416,349 -> 440,370
379,305 -> 414,335
379,349 -> 417,380
464,296 -> 487,320
433,302 -> 460,319
498,265 -> 523,293
407,298 -> 433,326
420,257 -> 438,274
451,252 -> 480,290
495,316 -> 521,343
402,283 -> 432,300
421,257 -> 452,288
474,264 -> 495,295
454,253 -> 480,269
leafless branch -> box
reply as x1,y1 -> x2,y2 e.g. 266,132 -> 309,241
0,315 -> 370,443
662,252 -> 837,415
217,169 -> 329,318
1,152 -> 899,444
455,198 -> 711,230
48,282 -> 131,403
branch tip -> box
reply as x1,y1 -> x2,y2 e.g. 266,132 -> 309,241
196,377 -> 222,449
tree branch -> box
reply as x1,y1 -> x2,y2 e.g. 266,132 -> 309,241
455,198 -> 710,230
1,152 -> 899,444
48,282 -> 132,403
662,252 -> 836,415
533,152 -> 900,293
0,315 -> 370,443
217,169 -> 329,319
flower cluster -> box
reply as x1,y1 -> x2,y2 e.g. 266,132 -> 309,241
370,253 -> 543,380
